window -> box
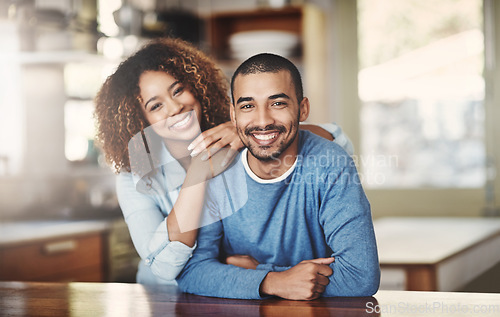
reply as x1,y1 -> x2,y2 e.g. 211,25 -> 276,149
64,99 -> 97,163
0,25 -> 23,176
63,61 -> 116,166
324,0 -> 500,216
358,0 -> 485,189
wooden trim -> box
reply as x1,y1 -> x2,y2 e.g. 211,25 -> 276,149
405,265 -> 437,291
381,263 -> 437,291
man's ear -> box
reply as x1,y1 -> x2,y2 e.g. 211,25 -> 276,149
230,104 -> 236,126
299,97 -> 310,122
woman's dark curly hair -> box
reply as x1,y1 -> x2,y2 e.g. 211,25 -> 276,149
94,38 -> 230,173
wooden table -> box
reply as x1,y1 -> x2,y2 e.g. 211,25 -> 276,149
1,281 -> 499,316
374,217 -> 500,291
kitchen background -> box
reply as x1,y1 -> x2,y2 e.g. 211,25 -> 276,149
0,0 -> 499,290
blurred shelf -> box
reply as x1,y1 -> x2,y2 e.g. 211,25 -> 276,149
207,6 -> 303,61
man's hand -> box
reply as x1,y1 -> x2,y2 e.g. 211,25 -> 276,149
225,255 -> 260,270
260,257 -> 335,300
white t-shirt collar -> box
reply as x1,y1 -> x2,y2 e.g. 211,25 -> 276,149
241,148 -> 297,184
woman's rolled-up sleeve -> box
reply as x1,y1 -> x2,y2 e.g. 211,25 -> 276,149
116,172 -> 195,282
318,122 -> 354,155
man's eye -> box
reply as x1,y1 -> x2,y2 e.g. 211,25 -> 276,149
240,104 -> 253,110
272,102 -> 286,107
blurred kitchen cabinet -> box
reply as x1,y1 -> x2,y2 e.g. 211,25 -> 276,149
0,233 -> 105,282
105,219 -> 140,283
0,218 -> 140,283
206,4 -> 328,123
208,7 -> 303,60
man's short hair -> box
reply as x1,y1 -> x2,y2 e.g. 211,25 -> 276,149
230,53 -> 304,104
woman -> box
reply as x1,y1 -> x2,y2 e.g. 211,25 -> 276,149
94,37 -> 352,285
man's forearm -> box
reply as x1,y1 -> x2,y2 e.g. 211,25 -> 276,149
177,259 -> 271,299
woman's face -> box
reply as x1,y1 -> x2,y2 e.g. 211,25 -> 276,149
139,71 -> 202,142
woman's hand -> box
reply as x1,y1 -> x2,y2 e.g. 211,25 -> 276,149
300,124 -> 334,141
186,146 -> 236,185
225,255 -> 260,270
188,122 -> 244,167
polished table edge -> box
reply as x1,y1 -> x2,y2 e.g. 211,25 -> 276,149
2,282 -> 500,316
0,281 -> 376,305
2,281 -> 500,303
0,281 -> 381,316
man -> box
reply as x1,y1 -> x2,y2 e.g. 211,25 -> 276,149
176,53 -> 380,300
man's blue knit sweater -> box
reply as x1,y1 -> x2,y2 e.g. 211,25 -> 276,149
177,130 -> 380,299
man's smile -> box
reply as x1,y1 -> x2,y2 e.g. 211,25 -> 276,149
245,125 -> 287,147
250,131 -> 279,145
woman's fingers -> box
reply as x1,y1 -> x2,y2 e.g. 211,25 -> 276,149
189,122 -> 243,158
188,122 -> 228,150
221,148 -> 238,167
200,136 -> 241,160
188,123 -> 229,155
199,137 -> 242,161
190,134 -> 218,157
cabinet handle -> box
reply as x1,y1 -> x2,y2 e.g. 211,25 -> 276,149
42,240 -> 77,255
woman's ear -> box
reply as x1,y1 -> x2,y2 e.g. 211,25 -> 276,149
299,97 -> 310,122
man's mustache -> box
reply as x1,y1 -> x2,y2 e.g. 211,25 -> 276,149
244,124 -> 287,136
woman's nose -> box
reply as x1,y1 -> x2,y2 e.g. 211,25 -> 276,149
165,101 -> 184,117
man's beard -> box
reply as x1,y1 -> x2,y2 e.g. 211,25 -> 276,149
238,123 -> 298,162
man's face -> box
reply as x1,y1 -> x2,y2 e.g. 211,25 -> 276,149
231,70 -> 309,161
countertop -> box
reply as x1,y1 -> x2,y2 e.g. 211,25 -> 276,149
0,218 -> 120,247
374,217 -> 500,264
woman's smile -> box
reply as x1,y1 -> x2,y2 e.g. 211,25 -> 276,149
169,111 -> 195,130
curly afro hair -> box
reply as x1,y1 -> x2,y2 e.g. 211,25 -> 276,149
94,38 -> 230,173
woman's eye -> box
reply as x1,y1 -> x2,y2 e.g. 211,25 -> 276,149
150,103 -> 162,111
173,86 -> 184,96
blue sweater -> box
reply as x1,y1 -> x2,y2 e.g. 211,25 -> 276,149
177,131 -> 380,299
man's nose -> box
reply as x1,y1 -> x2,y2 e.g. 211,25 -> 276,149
255,107 -> 274,127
